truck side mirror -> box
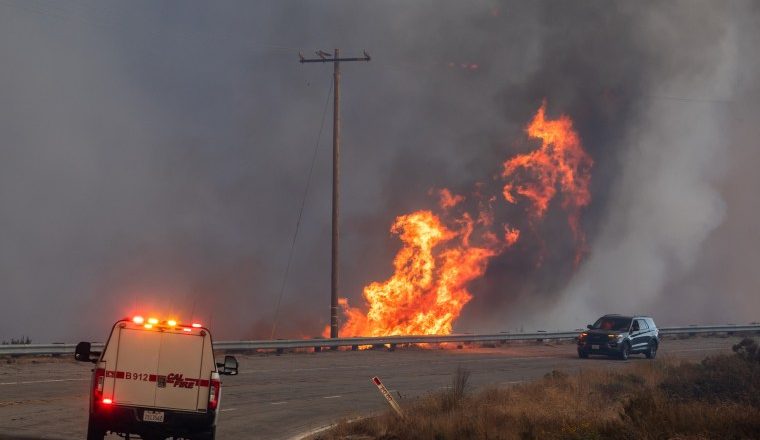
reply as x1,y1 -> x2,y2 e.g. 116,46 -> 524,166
75,341 -> 97,363
223,355 -> 238,375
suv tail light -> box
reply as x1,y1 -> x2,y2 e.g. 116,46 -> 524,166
208,379 -> 221,410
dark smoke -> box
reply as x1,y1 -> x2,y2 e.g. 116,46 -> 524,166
0,1 -> 758,342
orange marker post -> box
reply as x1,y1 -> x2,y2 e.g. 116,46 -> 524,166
371,376 -> 404,418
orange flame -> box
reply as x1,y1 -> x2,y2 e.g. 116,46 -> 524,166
504,226 -> 520,246
337,211 -> 502,337
336,101 -> 592,337
502,101 -> 593,261
438,188 -> 465,209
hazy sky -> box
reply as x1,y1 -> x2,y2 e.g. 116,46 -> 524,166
1,1 -> 758,342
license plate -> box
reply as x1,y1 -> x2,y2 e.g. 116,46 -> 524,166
591,345 -> 599,350
143,410 -> 165,423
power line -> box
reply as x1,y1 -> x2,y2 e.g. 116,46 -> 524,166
270,77 -> 333,340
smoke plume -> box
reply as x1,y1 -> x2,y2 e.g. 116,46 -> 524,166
0,1 -> 758,342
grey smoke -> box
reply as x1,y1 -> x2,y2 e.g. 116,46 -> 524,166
539,2 -> 760,330
0,1 -> 758,342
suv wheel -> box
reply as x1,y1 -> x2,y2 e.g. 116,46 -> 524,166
645,341 -> 658,359
619,342 -> 630,361
578,349 -> 589,359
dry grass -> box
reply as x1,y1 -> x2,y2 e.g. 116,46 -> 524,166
318,339 -> 760,440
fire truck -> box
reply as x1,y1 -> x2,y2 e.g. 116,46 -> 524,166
75,316 -> 238,440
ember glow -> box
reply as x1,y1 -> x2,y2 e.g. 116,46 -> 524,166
337,102 -> 592,337
438,188 -> 465,209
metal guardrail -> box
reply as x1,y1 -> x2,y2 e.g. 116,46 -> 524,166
2,324 -> 759,356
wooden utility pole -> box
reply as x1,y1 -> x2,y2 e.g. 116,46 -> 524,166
300,49 -> 371,338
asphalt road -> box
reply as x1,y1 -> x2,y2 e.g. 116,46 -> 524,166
0,336 -> 742,440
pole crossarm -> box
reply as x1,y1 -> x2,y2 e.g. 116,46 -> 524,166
299,50 -> 371,63
300,57 -> 371,63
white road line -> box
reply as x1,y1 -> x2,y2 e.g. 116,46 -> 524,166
0,378 -> 88,386
322,395 -> 342,399
270,401 -> 288,405
287,416 -> 366,440
220,408 -> 237,412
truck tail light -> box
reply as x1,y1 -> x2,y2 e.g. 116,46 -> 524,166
208,379 -> 221,410
102,398 -> 113,405
93,368 -> 106,403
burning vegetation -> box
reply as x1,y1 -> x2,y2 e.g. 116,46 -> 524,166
336,102 -> 593,337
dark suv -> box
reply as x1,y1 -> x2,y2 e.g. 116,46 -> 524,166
577,315 -> 659,360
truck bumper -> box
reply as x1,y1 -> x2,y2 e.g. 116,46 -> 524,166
92,404 -> 215,437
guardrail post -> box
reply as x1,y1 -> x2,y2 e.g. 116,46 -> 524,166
351,345 -> 358,351
314,346 -> 322,353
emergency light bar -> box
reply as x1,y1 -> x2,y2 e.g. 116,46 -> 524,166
130,316 -> 202,332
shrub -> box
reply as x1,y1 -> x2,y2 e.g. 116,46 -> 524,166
440,366 -> 471,411
733,337 -> 760,363
660,339 -> 760,407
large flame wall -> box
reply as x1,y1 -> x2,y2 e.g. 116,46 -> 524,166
335,101 -> 593,337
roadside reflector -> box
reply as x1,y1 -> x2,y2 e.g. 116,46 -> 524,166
132,316 -> 144,325
192,323 -> 202,328
148,317 -> 159,325
102,398 -> 113,405
183,327 -> 192,332
371,376 -> 404,418
167,320 -> 177,327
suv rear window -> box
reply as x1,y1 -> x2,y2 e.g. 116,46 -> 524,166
592,316 -> 632,331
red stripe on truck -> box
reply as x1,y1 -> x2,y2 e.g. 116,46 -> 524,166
103,370 -> 210,387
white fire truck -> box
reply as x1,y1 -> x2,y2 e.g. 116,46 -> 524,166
75,316 -> 238,440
